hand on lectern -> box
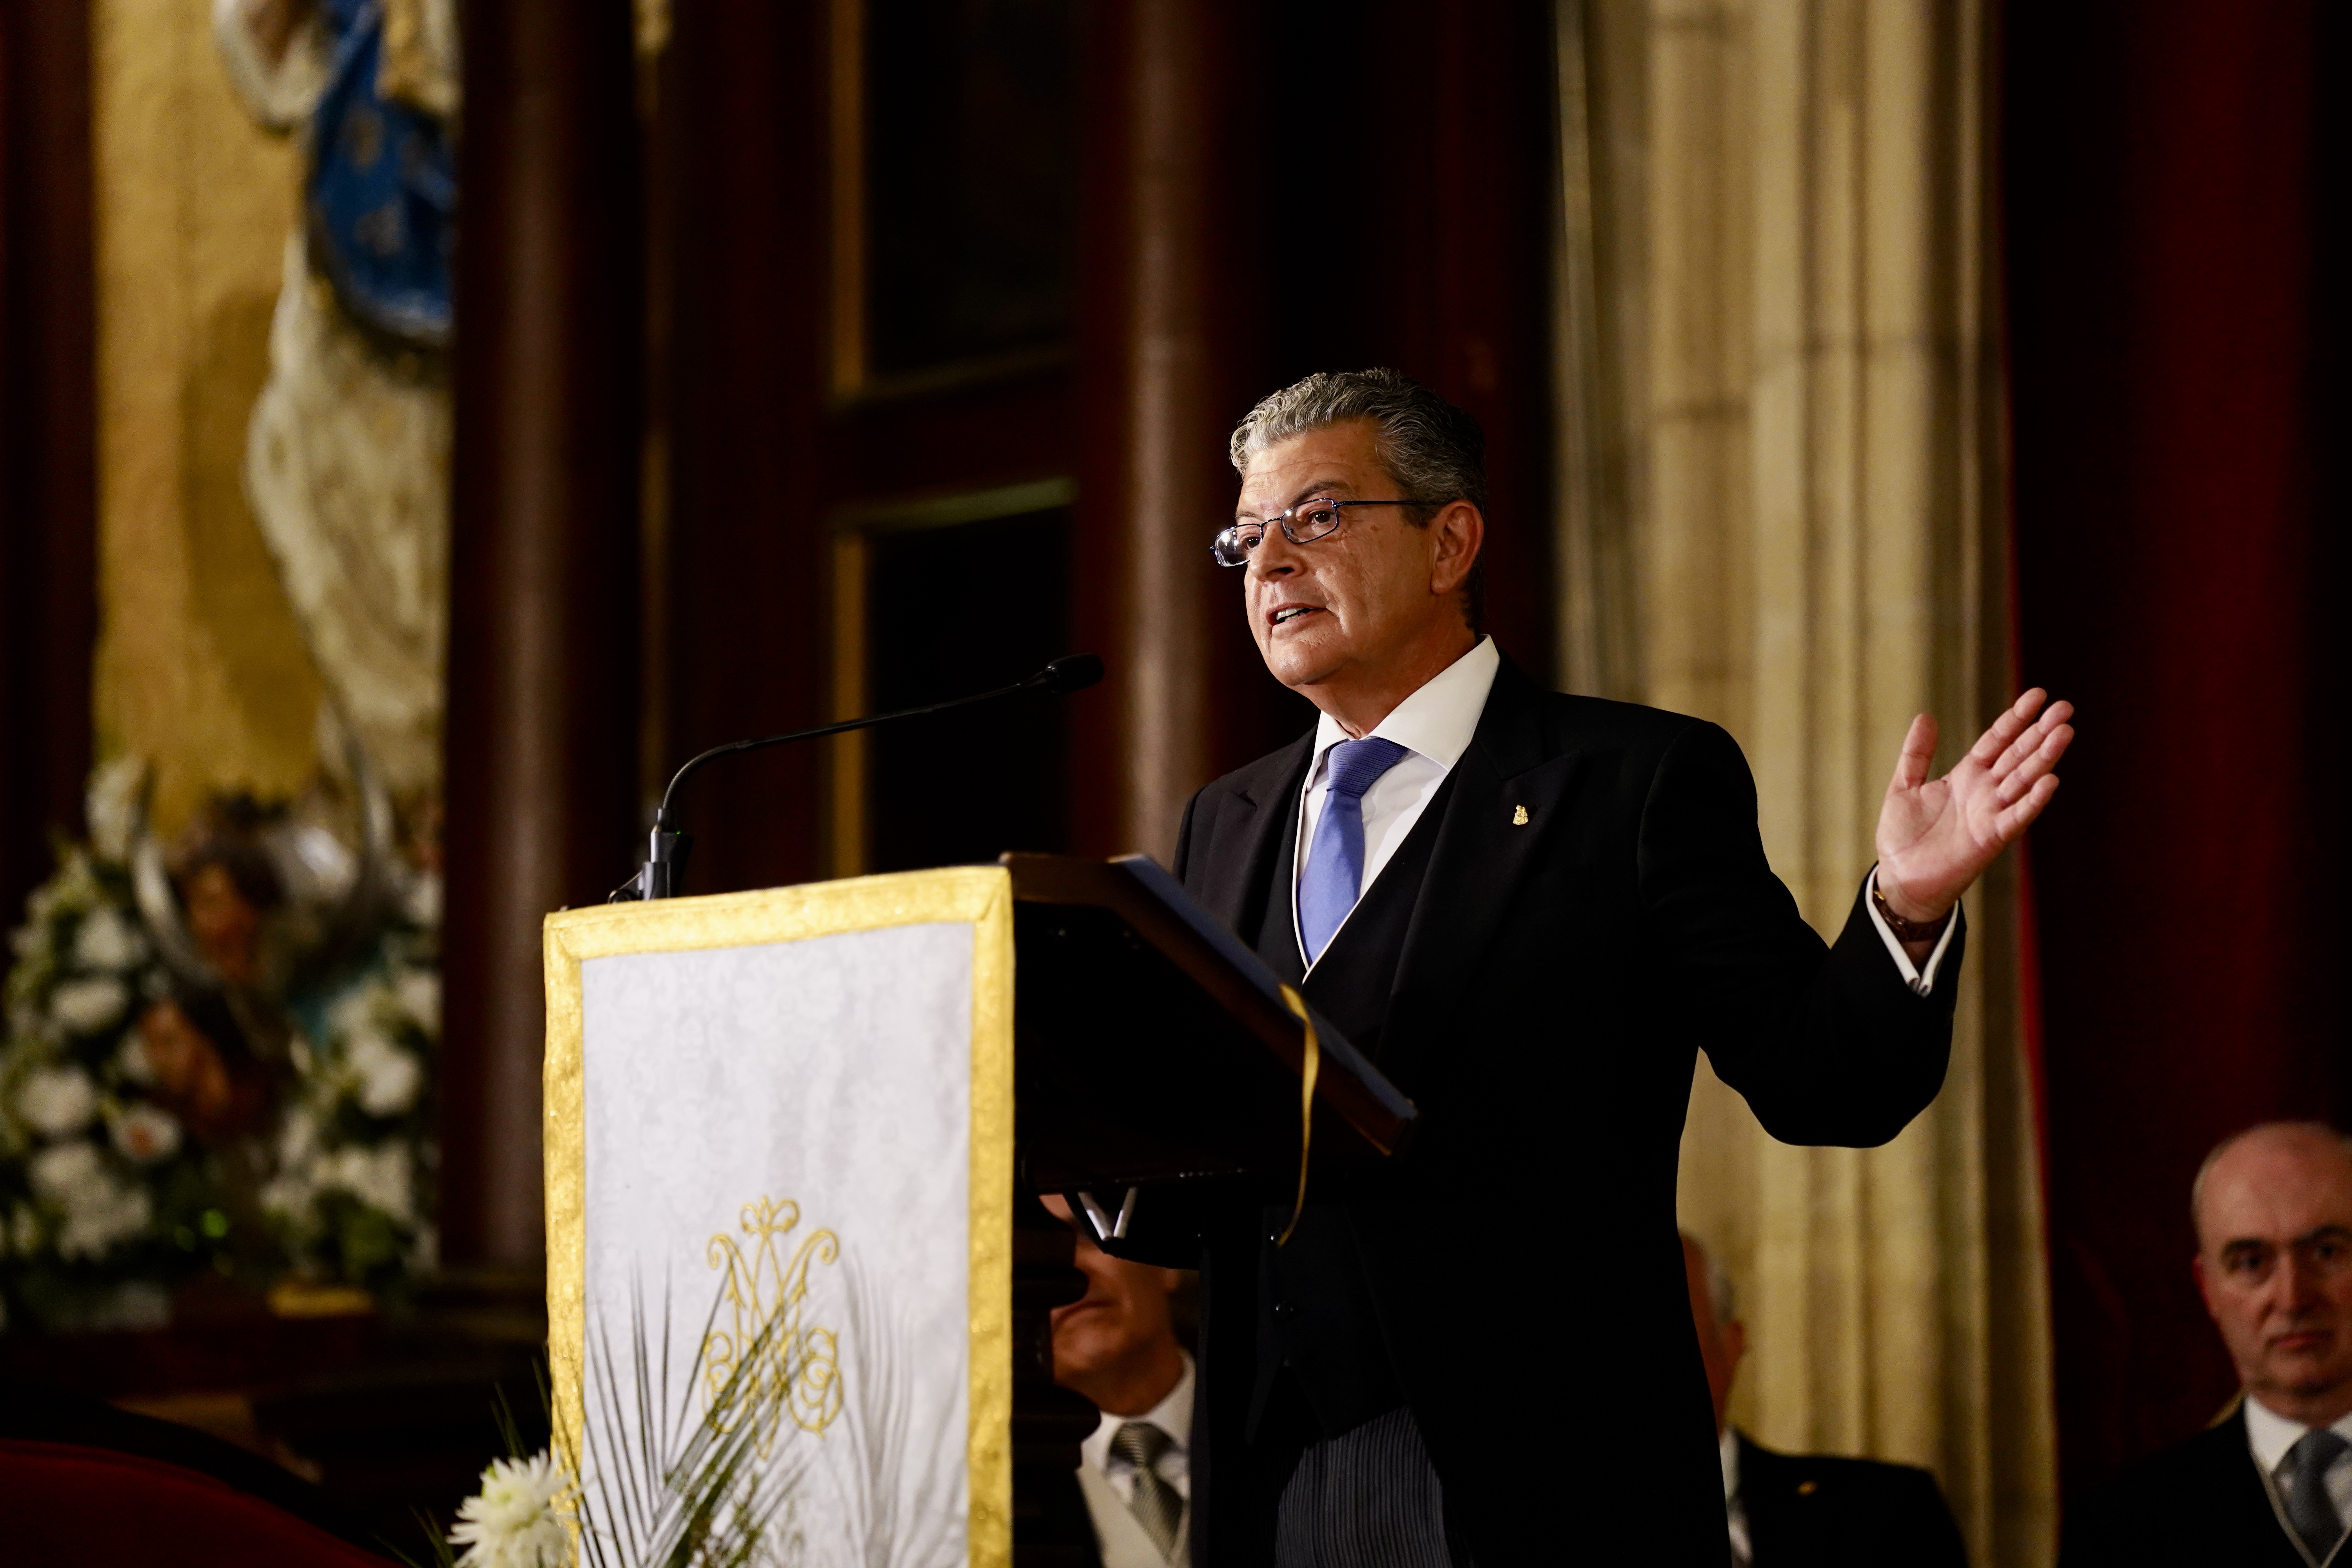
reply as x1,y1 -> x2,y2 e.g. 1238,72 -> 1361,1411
1875,688 -> 2074,923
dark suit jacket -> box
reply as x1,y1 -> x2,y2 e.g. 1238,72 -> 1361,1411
1163,659 -> 1965,1565
2060,1405 -> 2314,1568
1738,1432 -> 1968,1567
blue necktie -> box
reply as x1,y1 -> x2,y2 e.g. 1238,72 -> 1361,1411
1298,737 -> 1411,964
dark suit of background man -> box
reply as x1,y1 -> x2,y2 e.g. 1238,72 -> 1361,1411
1145,369 -> 2072,1566
2064,1123 -> 2352,1568
1681,1232 -> 1968,1567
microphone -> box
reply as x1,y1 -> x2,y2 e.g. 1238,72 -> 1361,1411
611,653 -> 1105,901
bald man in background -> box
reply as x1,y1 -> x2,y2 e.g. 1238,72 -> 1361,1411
2063,1123 -> 2352,1567
1682,1232 -> 1967,1567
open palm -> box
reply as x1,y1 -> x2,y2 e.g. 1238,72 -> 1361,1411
1876,689 -> 2075,921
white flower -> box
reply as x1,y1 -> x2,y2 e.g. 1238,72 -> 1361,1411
348,1027 -> 423,1117
403,871 -> 443,928
85,755 -> 146,864
28,1140 -> 105,1203
259,1165 -> 315,1224
75,909 -> 148,974
278,1102 -> 324,1165
15,1066 -> 98,1137
449,1450 -> 572,1568
109,1102 -> 182,1164
326,986 -> 375,1040
71,906 -> 148,972
28,1141 -> 149,1259
394,967 -> 440,1031
324,1144 -> 413,1221
114,1032 -> 157,1085
49,976 -> 129,1036
56,1184 -> 151,1260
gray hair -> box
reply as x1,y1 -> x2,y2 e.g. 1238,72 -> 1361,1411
2191,1121 -> 2352,1238
1228,368 -> 1488,628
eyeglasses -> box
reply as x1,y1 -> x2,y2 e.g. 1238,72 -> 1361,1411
1211,497 -> 1435,567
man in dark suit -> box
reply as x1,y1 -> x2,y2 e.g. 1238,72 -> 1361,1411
1681,1232 -> 1969,1566
2062,1123 -> 2352,1568
1141,369 -> 2070,1565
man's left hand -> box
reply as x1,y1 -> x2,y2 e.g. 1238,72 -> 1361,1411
1875,688 -> 2074,922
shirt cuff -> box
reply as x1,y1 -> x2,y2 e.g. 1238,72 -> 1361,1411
1866,867 -> 1958,997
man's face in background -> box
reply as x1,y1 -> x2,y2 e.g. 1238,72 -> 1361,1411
1043,1195 -> 1186,1416
2195,1125 -> 2352,1425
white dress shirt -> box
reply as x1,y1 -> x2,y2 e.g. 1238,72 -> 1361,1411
2243,1394 -> 2352,1544
1287,635 -> 1956,993
1076,1352 -> 1194,1567
1292,637 -> 1501,971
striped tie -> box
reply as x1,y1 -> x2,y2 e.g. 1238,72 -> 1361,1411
2280,1428 -> 2349,1563
1109,1420 -> 1183,1559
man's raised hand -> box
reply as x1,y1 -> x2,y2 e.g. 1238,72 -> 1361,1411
1875,689 -> 2074,923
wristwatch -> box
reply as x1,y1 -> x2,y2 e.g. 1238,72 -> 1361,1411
1871,878 -> 1953,944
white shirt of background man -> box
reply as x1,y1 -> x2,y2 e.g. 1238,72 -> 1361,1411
1076,1351 -> 1194,1568
2244,1394 -> 2352,1548
1289,635 -> 1955,993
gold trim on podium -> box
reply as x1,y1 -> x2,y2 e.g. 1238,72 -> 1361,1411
543,866 -> 1015,1567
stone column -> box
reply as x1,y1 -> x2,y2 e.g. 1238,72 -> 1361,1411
441,0 -> 642,1270
1563,1 -> 2052,1560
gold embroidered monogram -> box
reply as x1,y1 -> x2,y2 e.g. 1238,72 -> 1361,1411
703,1196 -> 844,1452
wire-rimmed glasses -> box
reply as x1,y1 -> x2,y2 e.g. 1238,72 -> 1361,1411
1211,497 -> 1436,567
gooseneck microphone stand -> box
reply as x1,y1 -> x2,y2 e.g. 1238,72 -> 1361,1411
610,653 -> 1105,902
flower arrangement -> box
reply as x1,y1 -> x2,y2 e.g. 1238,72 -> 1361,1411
262,933 -> 441,1292
449,1451 -> 573,1568
0,846 -> 224,1330
0,757 -> 442,1330
421,1288 -> 815,1568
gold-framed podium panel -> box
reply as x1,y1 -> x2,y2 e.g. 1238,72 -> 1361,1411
544,867 -> 1014,1566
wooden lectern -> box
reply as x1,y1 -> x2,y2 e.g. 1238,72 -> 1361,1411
542,854 -> 1415,1567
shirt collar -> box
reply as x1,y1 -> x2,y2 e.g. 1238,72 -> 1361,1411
1308,636 -> 1501,779
1720,1424 -> 1741,1503
2243,1392 -> 2352,1472
1080,1350 -> 1195,1471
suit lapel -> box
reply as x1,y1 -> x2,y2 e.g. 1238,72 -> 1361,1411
1194,730 -> 1314,940
1379,660 -> 1579,1087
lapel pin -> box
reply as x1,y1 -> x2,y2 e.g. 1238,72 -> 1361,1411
1512,804 -> 1530,826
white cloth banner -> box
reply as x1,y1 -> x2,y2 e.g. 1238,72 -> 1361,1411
546,872 -> 1013,1568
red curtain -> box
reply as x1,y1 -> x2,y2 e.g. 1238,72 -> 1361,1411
2005,0 -> 2352,1497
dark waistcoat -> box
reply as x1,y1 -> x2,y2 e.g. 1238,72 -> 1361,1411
1246,770 -> 1457,1441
